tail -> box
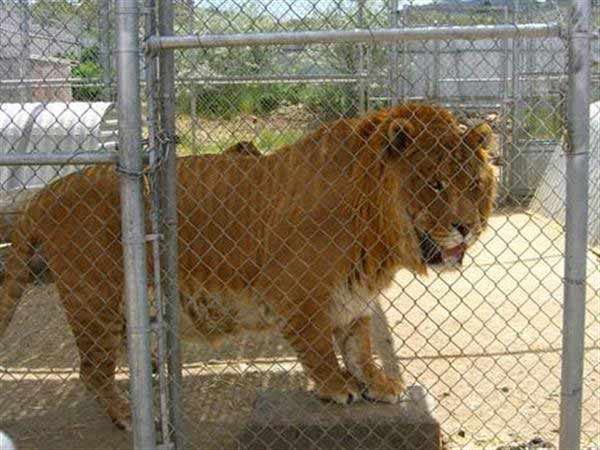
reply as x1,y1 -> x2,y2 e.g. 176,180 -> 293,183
0,207 -> 37,337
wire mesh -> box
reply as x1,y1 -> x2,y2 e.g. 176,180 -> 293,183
0,1 -> 597,450
0,0 -> 133,447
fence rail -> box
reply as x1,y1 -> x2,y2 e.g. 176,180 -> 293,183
146,23 -> 562,51
0,152 -> 119,166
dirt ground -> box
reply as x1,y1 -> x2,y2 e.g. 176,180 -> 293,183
0,212 -> 598,450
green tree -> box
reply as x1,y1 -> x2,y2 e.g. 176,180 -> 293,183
71,46 -> 102,101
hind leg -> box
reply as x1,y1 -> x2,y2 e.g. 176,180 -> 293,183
57,282 -> 132,430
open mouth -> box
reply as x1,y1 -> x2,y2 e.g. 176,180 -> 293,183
418,231 -> 466,266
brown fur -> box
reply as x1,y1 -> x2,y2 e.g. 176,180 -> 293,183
221,140 -> 261,157
0,104 -> 496,429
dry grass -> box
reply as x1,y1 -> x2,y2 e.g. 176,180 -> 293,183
175,105 -> 315,155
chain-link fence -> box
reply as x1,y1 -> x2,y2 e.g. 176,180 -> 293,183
0,1 -> 598,450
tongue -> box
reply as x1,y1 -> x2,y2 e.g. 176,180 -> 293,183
443,244 -> 466,262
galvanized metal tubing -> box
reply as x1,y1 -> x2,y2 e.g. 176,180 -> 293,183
99,0 -> 112,100
146,22 -> 560,51
559,0 -> 591,447
510,0 -> 524,202
0,151 -> 119,166
115,0 -> 157,448
177,73 -> 366,85
432,23 -> 441,101
157,0 -> 184,448
498,3 -> 511,202
19,0 -> 32,102
356,0 -> 366,114
144,0 -> 171,444
389,0 -> 400,105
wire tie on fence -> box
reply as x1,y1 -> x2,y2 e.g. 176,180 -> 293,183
564,277 -> 586,286
158,132 -> 180,147
115,6 -> 139,15
121,235 -> 149,246
145,148 -> 163,174
146,233 -> 163,242
125,325 -> 150,336
564,150 -> 591,156
115,164 -> 146,180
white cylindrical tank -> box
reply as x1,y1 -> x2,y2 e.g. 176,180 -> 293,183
0,102 -> 117,190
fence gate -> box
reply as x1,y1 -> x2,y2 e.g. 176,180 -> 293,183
140,0 -> 596,449
0,0 -> 597,450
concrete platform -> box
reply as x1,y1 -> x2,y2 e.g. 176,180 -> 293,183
240,386 -> 441,450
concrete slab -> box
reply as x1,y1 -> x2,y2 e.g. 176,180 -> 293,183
240,386 -> 441,450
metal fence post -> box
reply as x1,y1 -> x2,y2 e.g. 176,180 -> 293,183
432,21 -> 440,102
115,0 -> 157,449
356,0 -> 366,114
389,0 -> 399,106
400,6 -> 408,101
19,0 -> 32,103
559,0 -> 591,447
499,3 -> 511,202
526,5 -> 535,99
99,0 -> 112,101
157,0 -> 184,448
187,0 -> 197,148
509,0 -> 524,203
144,0 -> 172,445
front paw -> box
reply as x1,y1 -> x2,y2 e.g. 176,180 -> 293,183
107,398 -> 132,431
363,372 -> 405,404
315,372 -> 361,405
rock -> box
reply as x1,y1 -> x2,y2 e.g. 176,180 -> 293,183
240,386 -> 441,450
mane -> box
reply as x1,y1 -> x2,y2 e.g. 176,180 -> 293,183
260,105 -> 436,291
347,108 -> 426,291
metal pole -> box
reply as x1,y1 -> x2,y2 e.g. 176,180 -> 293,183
366,43 -> 373,110
400,6 -> 408,101
499,3 -> 511,202
146,23 -> 561,51
99,0 -> 112,101
191,91 -> 197,151
357,0 -> 366,114
19,0 -> 32,102
187,0 -> 197,148
0,151 -> 120,166
432,21 -> 441,101
157,0 -> 184,448
144,0 -> 171,445
454,42 -> 463,100
526,5 -> 535,98
389,0 -> 399,105
559,0 -> 590,446
115,1 -> 157,449
509,0 -> 523,203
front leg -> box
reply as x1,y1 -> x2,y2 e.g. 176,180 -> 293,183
282,301 -> 361,405
335,315 -> 405,403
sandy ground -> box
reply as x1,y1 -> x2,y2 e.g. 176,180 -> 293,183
0,212 -> 598,450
